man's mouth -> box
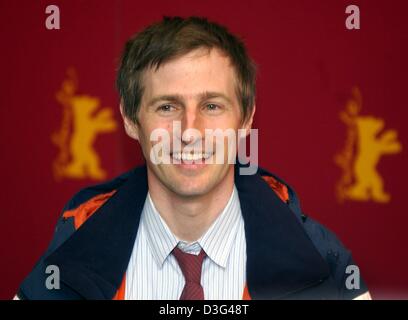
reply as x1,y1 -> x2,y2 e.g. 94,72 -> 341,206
170,151 -> 214,163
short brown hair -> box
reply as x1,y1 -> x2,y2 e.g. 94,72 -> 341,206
116,16 -> 257,124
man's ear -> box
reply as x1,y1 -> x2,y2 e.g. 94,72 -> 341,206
242,105 -> 256,137
120,103 -> 139,141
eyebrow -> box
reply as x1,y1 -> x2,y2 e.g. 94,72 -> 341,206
146,91 -> 233,106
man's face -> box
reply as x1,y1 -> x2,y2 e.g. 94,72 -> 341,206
124,48 -> 253,197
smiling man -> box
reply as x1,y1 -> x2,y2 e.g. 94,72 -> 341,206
17,16 -> 370,300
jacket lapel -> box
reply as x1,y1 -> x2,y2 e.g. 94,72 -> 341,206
45,166 -> 148,299
235,167 -> 331,299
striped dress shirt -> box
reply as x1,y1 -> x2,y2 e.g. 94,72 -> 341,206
125,185 -> 246,300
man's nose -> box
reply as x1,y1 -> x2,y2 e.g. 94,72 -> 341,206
179,108 -> 204,144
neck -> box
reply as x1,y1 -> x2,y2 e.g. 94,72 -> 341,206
147,168 -> 235,243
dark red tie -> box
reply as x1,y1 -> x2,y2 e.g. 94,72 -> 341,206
172,247 -> 207,300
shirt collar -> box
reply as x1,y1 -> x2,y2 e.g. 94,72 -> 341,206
198,186 -> 241,268
142,185 -> 242,269
141,193 -> 178,267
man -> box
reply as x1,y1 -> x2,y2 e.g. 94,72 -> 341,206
17,16 -> 371,300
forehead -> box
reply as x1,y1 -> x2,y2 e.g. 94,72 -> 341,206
141,48 -> 238,101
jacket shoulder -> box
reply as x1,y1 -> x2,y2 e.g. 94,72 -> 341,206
17,168 -> 136,300
48,168 -> 134,253
301,217 -> 369,299
258,167 -> 368,299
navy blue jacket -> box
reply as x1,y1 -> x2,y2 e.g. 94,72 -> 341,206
18,165 -> 368,299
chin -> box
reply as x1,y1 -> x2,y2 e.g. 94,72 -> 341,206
149,162 -> 231,197
168,178 -> 213,198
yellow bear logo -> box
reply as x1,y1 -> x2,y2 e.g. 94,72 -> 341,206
52,68 -> 117,181
335,87 -> 402,203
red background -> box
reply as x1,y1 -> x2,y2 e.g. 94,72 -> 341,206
1,0 -> 407,299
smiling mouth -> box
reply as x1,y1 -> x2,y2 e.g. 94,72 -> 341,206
170,151 -> 214,163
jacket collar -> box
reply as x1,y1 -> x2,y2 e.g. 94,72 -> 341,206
234,165 -> 330,299
45,165 -> 330,300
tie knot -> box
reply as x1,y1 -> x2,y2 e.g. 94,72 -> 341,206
172,246 -> 206,283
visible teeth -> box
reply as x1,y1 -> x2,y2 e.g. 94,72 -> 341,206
171,152 -> 213,161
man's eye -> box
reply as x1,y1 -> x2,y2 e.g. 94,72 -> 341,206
158,104 -> 174,112
206,103 -> 220,111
